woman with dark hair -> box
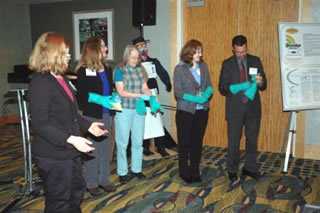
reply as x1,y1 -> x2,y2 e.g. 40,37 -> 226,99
76,37 -> 116,197
173,39 -> 213,183
28,32 -> 108,212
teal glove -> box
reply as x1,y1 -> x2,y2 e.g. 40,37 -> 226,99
88,92 -> 114,109
140,95 -> 150,101
182,94 -> 207,104
229,81 -> 251,94
244,76 -> 257,101
135,98 -> 146,115
149,96 -> 161,113
110,92 -> 121,102
202,86 -> 214,99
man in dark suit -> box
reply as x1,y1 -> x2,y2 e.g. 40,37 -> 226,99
218,35 -> 267,187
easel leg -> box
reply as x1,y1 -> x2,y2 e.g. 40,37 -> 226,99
283,111 -> 297,173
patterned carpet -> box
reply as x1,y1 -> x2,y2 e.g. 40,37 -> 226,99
0,124 -> 320,213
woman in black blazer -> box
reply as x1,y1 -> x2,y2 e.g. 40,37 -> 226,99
28,32 -> 107,213
76,36 -> 115,196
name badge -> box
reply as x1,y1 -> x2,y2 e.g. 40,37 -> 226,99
85,68 -> 97,76
141,62 -> 157,78
249,67 -> 258,75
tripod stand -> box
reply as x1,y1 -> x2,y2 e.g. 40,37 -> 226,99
283,111 -> 297,173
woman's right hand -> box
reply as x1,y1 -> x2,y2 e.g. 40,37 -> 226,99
67,136 -> 95,153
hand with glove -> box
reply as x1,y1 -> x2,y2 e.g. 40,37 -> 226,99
202,86 -> 214,99
135,98 -> 147,115
244,75 -> 257,101
88,92 -> 122,111
229,81 -> 251,95
149,96 -> 162,114
182,93 -> 207,104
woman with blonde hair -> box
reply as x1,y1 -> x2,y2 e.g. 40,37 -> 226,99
29,32 -> 108,212
114,45 -> 151,183
76,36 -> 115,196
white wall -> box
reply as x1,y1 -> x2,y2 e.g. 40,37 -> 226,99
144,0 -> 175,134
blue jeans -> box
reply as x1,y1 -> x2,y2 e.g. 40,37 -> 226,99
115,109 -> 145,176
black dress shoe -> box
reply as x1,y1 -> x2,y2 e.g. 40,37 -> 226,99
227,172 -> 240,190
119,175 -> 132,183
100,184 -> 116,192
228,172 -> 238,182
143,148 -> 154,156
241,168 -> 261,180
157,148 -> 170,157
132,172 -> 146,179
87,187 -> 103,197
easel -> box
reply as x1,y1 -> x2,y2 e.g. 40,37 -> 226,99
283,111 -> 297,173
10,85 -> 33,194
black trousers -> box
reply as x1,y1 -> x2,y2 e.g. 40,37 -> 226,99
227,113 -> 261,173
34,156 -> 85,213
176,109 -> 208,178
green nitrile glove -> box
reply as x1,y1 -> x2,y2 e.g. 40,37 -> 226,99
182,94 -> 207,104
135,98 -> 146,115
229,81 -> 251,94
149,96 -> 161,113
244,76 -> 257,101
202,86 -> 214,99
110,92 -> 120,102
140,95 -> 150,101
88,92 -> 113,109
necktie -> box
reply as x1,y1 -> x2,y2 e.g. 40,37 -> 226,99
239,61 -> 248,103
239,61 -> 247,82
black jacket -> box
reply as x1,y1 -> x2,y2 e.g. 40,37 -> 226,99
218,54 -> 267,120
29,73 -> 91,160
76,66 -> 113,119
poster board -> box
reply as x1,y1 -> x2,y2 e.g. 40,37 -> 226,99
278,22 -> 320,111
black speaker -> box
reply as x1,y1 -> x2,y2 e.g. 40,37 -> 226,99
132,0 -> 156,27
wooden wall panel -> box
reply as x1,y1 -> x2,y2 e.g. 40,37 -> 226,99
183,0 -> 299,152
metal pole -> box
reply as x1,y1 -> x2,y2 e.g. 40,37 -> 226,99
22,90 -> 33,192
17,90 -> 28,187
283,111 -> 297,172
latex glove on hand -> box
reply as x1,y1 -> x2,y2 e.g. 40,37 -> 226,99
140,94 -> 150,101
149,96 -> 162,114
135,98 -> 147,115
88,92 -> 122,111
182,93 -> 207,104
229,81 -> 251,95
244,75 -> 257,101
202,86 -> 214,99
